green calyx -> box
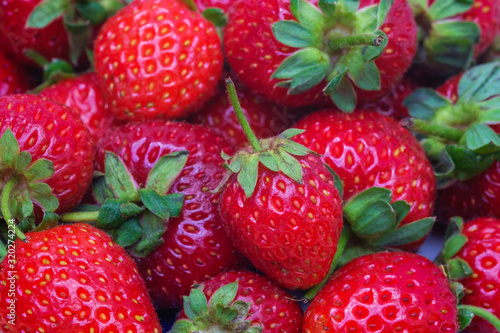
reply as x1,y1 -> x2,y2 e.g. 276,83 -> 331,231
402,62 -> 500,185
0,129 -> 60,240
221,79 -> 315,198
409,0 -> 479,74
169,282 -> 262,333
61,150 -> 188,257
26,0 -> 126,65
271,0 -> 392,112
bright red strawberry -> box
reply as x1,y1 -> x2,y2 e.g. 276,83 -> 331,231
191,88 -> 299,147
0,94 -> 94,216
293,110 -> 436,248
0,50 -> 36,96
449,217 -> 500,332
173,270 -> 303,332
39,73 -> 115,144
219,80 -> 343,290
94,0 -> 223,121
96,121 -> 247,308
303,251 -> 458,332
0,223 -> 162,333
223,0 -> 417,111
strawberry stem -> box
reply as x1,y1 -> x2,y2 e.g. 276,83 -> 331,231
400,118 -> 465,142
226,78 -> 263,152
458,305 -> 500,331
304,227 -> 351,301
327,33 -> 385,52
61,211 -> 99,223
1,177 -> 27,241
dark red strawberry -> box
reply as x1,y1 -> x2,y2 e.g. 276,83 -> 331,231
0,223 -> 162,332
219,79 -> 343,290
94,0 -> 223,121
39,72 -> 115,144
303,251 -> 459,332
96,121 -> 247,308
293,110 -> 436,249
173,270 -> 303,332
224,0 -> 417,111
0,50 -> 37,96
0,94 -> 94,217
191,88 -> 299,147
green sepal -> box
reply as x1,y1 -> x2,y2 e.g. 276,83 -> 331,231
96,198 -> 143,230
289,0 -> 325,35
272,21 -> 320,48
180,0 -> 198,11
404,88 -> 452,121
447,257 -> 473,280
451,280 -> 465,302
202,7 -> 228,28
19,193 -> 34,221
14,152 -> 32,174
42,58 -> 75,81
271,48 -> 329,95
344,187 -> 392,223
464,123 -> 500,154
458,306 -> 474,331
146,151 -> 189,194
371,217 -> 435,247
164,193 -> 185,218
329,75 -> 357,113
24,159 -> 54,182
392,200 -> 411,225
318,0 -> 337,17
208,282 -> 238,318
63,14 -> 93,66
445,145 -> 499,180
458,62 -> 500,103
113,217 -> 143,249
138,188 -> 170,220
324,68 -> 348,95
273,149 -> 303,183
26,0 -> 69,28
376,0 -> 394,27
238,154 -> 259,198
337,241 -> 378,267
441,234 -> 467,262
33,211 -> 59,232
29,183 -> 59,212
0,129 -> 19,169
258,152 -> 279,173
325,164 -> 344,199
184,288 -> 209,321
76,1 -> 107,25
169,319 -> 195,333
427,0 -> 473,21
280,128 -> 306,139
349,60 -> 380,91
132,211 -> 166,256
350,200 -> 395,241
445,216 -> 464,239
92,175 -> 115,205
104,151 -> 140,202
477,105 -> 500,124
338,0 -> 360,13
18,216 -> 36,233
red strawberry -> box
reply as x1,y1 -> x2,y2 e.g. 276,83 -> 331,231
173,270 -> 303,332
223,0 -> 417,111
191,88 -> 299,147
219,80 -> 343,290
303,251 -> 459,332
96,121 -> 247,308
0,223 -> 162,332
449,217 -> 500,332
39,73 -> 116,144
0,94 -> 94,216
293,110 -> 436,249
94,0 -> 223,121
0,50 -> 36,96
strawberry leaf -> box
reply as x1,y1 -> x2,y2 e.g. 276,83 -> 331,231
14,152 -> 32,174
29,183 -> 59,212
392,200 -> 411,225
273,21 -> 319,48
238,154 -> 259,198
97,198 -> 128,230
339,0 -> 360,13
133,211 -> 166,256
169,319 -> 196,332
350,200 -> 396,240
76,1 -> 107,25
26,0 -> 69,28
442,234 -> 467,262
329,75 -> 357,113
105,151 -> 140,202
427,0 -> 473,20
33,211 -> 59,232
93,176 -> 115,205
259,152 -> 279,172
290,0 -> 325,35
202,7 -> 228,28
208,282 -> 238,316
447,257 -> 473,279
184,288 -> 209,321
376,0 -> 394,27
464,123 -> 500,154
344,187 -> 392,223
404,88 -> 452,121
146,150 -> 189,194
24,159 -> 54,182
113,217 -> 143,248
139,188 -> 170,220
0,129 -> 19,169
318,0 -> 337,17
457,307 -> 474,331
373,217 -> 435,247
349,61 -> 380,91
458,62 -> 500,103
164,193 -> 185,218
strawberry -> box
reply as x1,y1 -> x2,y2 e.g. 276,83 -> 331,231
0,94 -> 94,219
96,121 -> 247,308
39,72 -> 116,144
444,217 -> 500,332
0,50 -> 37,97
193,0 -> 232,12
293,109 -> 436,249
0,223 -> 162,332
219,79 -> 343,290
191,88 -> 299,148
223,0 -> 417,112
172,270 -> 303,332
303,251 -> 459,332
409,0 -> 500,80
94,0 -> 223,121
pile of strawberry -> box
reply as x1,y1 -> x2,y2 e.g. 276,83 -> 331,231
1,0 -> 500,332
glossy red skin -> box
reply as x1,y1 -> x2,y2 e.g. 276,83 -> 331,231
0,94 -> 94,213
178,270 -> 303,331
364,75 -> 418,120
96,121 -> 247,308
94,0 -> 223,121
221,154 -> 343,290
453,218 -> 500,333
427,0 -> 500,57
0,0 -> 70,65
0,50 -> 36,96
0,224 -> 161,333
39,73 -> 115,144
293,110 -> 436,249
303,252 -> 458,332
223,0 -> 417,108
193,0 -> 232,12
191,88 -> 299,147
